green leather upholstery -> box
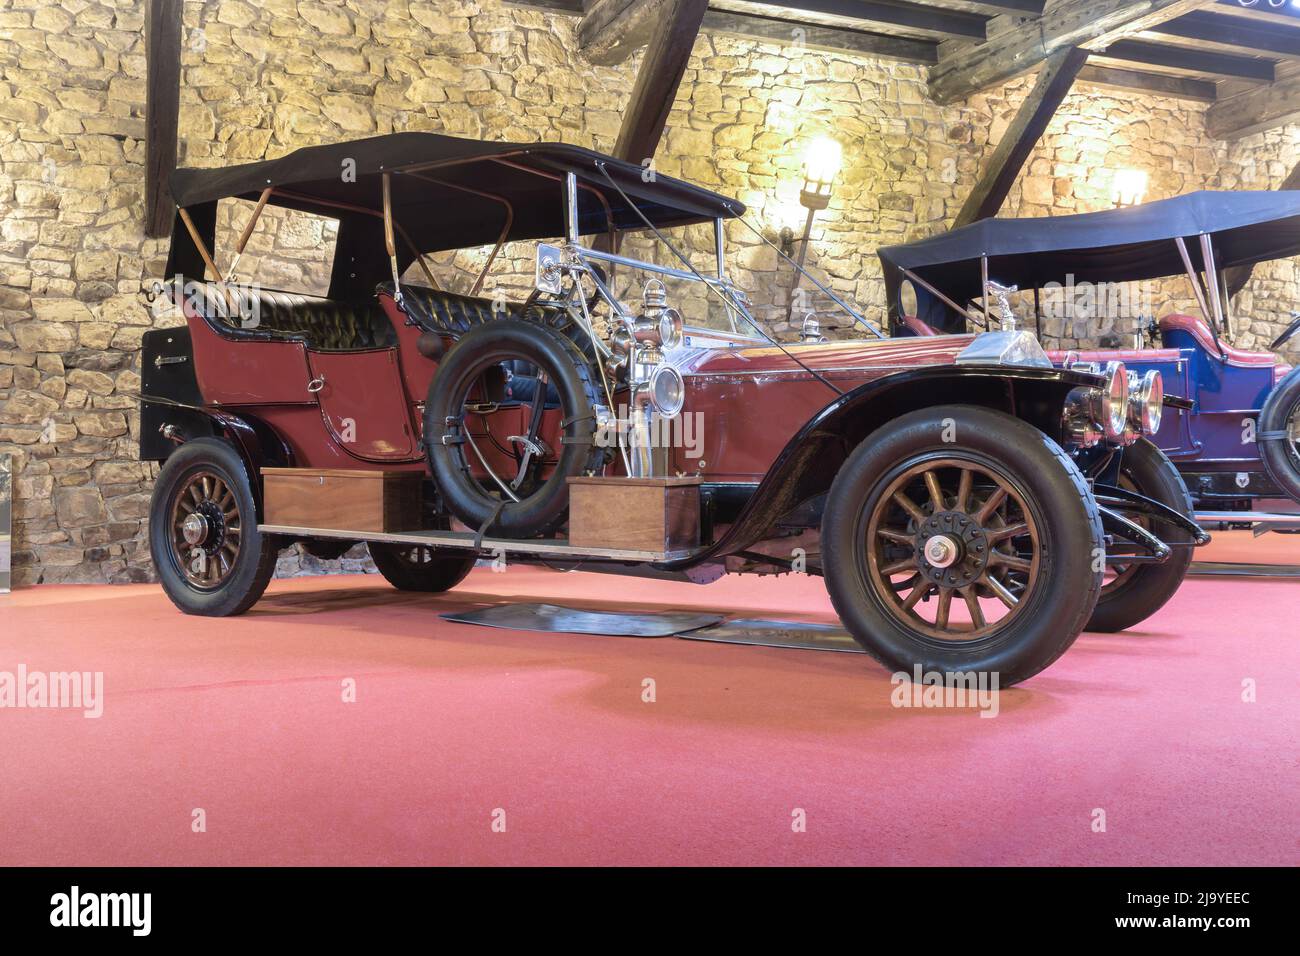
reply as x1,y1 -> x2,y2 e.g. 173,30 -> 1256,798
376,282 -> 599,365
174,280 -> 398,352
377,281 -> 535,334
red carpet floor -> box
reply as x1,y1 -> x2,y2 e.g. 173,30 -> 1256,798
1,540 -> 1297,866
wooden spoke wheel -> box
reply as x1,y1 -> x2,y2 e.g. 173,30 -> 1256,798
865,457 -> 1041,643
821,405 -> 1105,686
170,470 -> 243,590
148,438 -> 278,617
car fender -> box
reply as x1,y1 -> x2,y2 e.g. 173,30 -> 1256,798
140,327 -> 293,517
662,364 -> 1105,569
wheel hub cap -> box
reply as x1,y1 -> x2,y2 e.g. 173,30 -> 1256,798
916,511 -> 989,589
181,512 -> 210,546
923,534 -> 959,568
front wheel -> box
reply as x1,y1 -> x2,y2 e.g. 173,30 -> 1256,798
821,406 -> 1104,686
1259,365 -> 1300,502
148,437 -> 279,616
1087,439 -> 1194,633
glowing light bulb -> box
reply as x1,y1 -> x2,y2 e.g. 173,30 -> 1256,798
803,136 -> 843,186
1112,168 -> 1148,208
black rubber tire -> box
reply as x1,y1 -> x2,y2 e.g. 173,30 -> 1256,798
300,538 -> 357,561
821,405 -> 1104,686
1259,365 -> 1300,502
424,318 -> 603,538
368,542 -> 476,592
1087,439 -> 1195,633
148,437 -> 279,616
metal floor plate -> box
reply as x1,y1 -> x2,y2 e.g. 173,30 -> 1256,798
679,619 -> 865,654
441,603 -> 723,637
441,604 -> 861,653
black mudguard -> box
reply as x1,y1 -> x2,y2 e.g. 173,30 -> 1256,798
660,364 -> 1106,570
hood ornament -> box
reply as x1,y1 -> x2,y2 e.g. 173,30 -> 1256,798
986,280 -> 1019,332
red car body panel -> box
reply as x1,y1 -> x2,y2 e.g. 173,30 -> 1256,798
183,290 -> 983,485
672,334 -> 977,481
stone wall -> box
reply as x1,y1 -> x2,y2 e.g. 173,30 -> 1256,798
2,0 -> 1299,586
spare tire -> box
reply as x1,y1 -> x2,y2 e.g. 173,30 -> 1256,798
424,317 -> 605,538
1259,365 -> 1300,503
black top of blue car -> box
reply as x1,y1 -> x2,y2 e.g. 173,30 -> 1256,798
879,190 -> 1300,298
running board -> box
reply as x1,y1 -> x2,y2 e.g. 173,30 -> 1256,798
1194,510 -> 1300,534
1190,561 -> 1300,578
258,523 -> 701,563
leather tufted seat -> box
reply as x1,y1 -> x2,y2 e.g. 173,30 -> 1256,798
377,281 -> 601,366
376,281 -> 557,334
173,280 -> 397,352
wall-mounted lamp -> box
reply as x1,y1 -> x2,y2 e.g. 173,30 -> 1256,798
801,136 -> 842,211
784,136 -> 843,325
1112,168 -> 1148,208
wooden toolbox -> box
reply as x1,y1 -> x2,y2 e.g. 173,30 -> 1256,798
262,468 -> 422,533
567,476 -> 702,555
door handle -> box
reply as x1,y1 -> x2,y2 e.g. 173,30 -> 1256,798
307,375 -> 326,394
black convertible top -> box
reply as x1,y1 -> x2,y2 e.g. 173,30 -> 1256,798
166,132 -> 744,300
879,191 -> 1300,334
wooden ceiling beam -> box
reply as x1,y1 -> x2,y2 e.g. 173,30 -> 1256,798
1076,63 -> 1217,102
145,0 -> 182,238
504,1 -> 939,63
928,0 -> 1216,105
1147,10 -> 1300,60
954,46 -> 1089,226
610,0 -> 710,163
1206,70 -> 1300,139
581,0 -> 678,66
701,11 -> 939,62
739,0 -> 988,40
1094,38 -> 1274,82
901,0 -> 1043,14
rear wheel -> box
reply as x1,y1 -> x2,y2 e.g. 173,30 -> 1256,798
148,437 -> 279,616
821,406 -> 1104,686
1087,439 -> 1194,633
368,542 -> 475,592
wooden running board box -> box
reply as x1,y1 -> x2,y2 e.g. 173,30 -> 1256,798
262,468 -> 422,533
567,476 -> 701,555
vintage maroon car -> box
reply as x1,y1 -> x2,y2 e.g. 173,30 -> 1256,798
140,132 -> 1202,685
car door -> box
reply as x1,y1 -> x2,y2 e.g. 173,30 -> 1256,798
305,347 -> 421,462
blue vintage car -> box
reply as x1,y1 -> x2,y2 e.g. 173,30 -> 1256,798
880,191 -> 1300,530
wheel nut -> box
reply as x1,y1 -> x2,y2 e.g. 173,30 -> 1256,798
924,534 -> 959,568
